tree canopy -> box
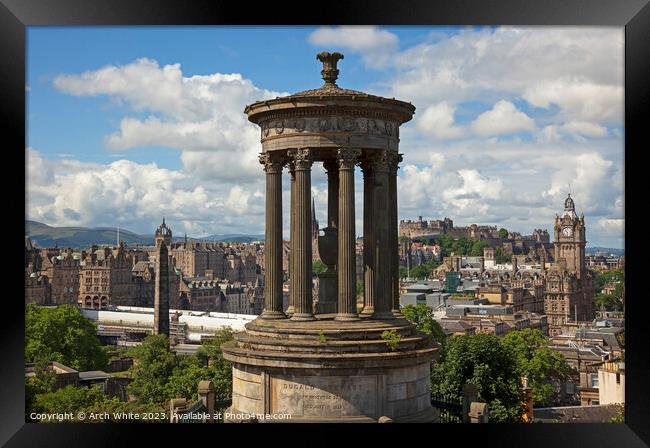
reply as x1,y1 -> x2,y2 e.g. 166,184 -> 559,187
29,384 -> 166,423
126,334 -> 177,404
498,228 -> 509,239
501,329 -> 572,406
594,268 -> 624,291
495,246 -> 512,264
25,304 -> 108,371
126,331 -> 234,405
431,333 -> 526,422
401,304 -> 446,344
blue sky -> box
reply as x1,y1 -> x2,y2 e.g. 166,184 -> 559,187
26,26 -> 624,247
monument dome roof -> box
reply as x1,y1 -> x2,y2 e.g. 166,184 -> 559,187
244,51 -> 415,125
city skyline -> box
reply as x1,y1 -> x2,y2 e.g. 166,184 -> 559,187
26,26 -> 624,247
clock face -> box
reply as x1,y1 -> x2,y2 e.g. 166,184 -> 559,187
562,227 -> 573,237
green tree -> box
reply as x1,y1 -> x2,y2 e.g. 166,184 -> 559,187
25,304 -> 108,371
126,334 -> 177,404
410,264 -> 431,279
31,385 -> 106,420
401,304 -> 446,344
197,330 -> 235,403
498,228 -> 509,239
594,268 -> 624,292
501,329 -> 572,406
165,355 -> 207,402
25,354 -> 57,421
312,260 -> 327,275
431,333 -> 525,422
451,237 -> 473,256
30,384 -> 167,423
435,234 -> 456,258
469,240 -> 489,257
399,266 -> 408,279
495,246 -> 512,264
594,293 -> 621,311
83,398 -> 166,423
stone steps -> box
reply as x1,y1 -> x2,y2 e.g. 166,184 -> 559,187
243,326 -> 416,342
232,332 -> 432,354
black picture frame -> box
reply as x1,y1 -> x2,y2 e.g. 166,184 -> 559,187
3,0 -> 648,445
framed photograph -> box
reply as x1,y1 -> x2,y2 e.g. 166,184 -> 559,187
4,0 -> 648,445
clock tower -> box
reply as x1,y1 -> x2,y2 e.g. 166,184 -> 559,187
553,194 -> 586,278
545,194 -> 594,336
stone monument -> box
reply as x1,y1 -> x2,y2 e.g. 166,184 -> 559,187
221,52 -> 439,422
153,239 -> 170,337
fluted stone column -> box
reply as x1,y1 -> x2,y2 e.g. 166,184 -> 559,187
286,160 -> 296,316
372,151 -> 395,319
259,152 -> 286,319
335,147 -> 361,321
289,148 -> 315,321
323,158 -> 339,229
389,153 -> 403,314
360,156 -> 375,318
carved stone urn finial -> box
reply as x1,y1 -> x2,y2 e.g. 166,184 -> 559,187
317,51 -> 344,86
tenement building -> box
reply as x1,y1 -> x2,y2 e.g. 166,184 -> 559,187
131,259 -> 181,308
25,267 -> 49,305
179,276 -> 221,311
40,249 -> 80,305
544,194 -> 595,336
78,243 -> 133,309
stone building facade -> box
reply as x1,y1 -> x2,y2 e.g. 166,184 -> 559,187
179,276 -> 221,311
131,260 -> 181,308
78,244 -> 133,309
25,236 -> 48,304
25,268 -> 50,305
218,281 -> 263,315
40,249 -> 80,305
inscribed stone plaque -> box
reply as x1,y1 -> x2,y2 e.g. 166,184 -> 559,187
271,375 -> 378,417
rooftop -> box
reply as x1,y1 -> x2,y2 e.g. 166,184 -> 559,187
532,404 -> 622,423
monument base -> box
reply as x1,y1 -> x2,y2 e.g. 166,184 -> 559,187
222,316 -> 439,423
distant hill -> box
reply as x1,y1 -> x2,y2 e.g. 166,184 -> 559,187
586,247 -> 624,256
25,220 -> 264,249
26,220 -> 152,249
199,234 -> 265,243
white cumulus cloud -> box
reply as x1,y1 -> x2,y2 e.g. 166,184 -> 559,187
53,58 -> 284,180
308,26 -> 399,69
416,102 -> 465,139
471,100 -> 535,136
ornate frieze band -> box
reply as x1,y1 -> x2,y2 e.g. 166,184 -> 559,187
261,117 -> 399,139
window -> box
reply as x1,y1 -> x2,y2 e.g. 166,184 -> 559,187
616,373 -> 621,384
590,374 -> 599,388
